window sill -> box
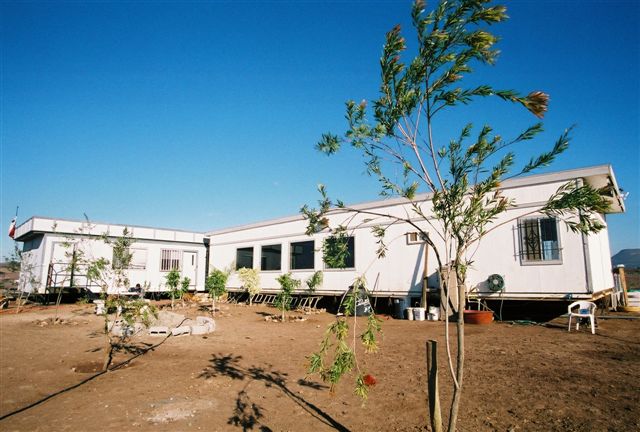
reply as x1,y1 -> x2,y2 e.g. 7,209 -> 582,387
519,260 -> 563,266
323,267 -> 356,272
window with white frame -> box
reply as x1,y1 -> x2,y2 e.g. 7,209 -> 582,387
290,240 -> 314,270
324,236 -> 355,269
113,248 -> 147,270
261,244 -> 281,271
130,249 -> 147,269
236,247 -> 254,270
406,232 -> 424,245
518,217 -> 561,263
160,249 -> 181,271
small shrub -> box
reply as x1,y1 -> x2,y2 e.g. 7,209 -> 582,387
306,271 -> 323,293
165,269 -> 181,309
275,273 -> 301,321
206,268 -> 229,316
237,268 -> 260,306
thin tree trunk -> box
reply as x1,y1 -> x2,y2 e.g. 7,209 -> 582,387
102,318 -> 114,371
54,289 -> 63,320
53,278 -> 67,322
15,290 -> 29,314
427,340 -> 443,432
102,341 -> 113,371
447,269 -> 466,432
211,296 -> 216,317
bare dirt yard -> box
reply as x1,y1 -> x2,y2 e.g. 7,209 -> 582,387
1,302 -> 638,432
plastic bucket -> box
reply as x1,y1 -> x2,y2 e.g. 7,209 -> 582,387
414,307 -> 426,321
428,306 -> 440,321
93,300 -> 105,315
405,307 -> 414,320
393,299 -> 405,319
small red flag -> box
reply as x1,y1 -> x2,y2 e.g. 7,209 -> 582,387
8,217 -> 16,239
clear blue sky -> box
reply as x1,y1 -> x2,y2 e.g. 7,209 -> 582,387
1,0 -> 638,260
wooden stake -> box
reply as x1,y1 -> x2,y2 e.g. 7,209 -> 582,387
426,340 -> 442,432
616,265 -> 629,307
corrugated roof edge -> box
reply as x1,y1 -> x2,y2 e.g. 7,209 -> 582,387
206,164 -> 622,236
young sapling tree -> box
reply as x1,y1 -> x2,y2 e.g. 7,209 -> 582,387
206,268 -> 229,316
305,271 -> 323,293
6,244 -> 39,313
165,269 -> 181,310
275,272 -> 301,322
237,267 -> 260,306
180,276 -> 191,307
87,227 -> 157,371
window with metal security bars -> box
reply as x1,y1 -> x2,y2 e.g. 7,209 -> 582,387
160,249 -> 181,271
518,217 -> 561,264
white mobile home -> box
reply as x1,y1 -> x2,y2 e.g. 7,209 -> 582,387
208,165 -> 625,304
14,165 -> 625,306
14,217 -> 207,295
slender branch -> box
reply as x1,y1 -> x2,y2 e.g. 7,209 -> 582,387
467,207 -> 542,245
397,120 -> 437,190
425,99 -> 445,189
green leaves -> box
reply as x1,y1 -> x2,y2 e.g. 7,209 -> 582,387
180,276 -> 191,293
316,133 -> 342,155
305,271 -> 323,293
514,123 -> 544,143
306,281 -> 382,400
372,225 -> 388,259
521,126 -> 572,174
237,267 -> 260,297
206,268 -> 229,299
470,4 -> 508,24
165,268 -> 181,290
542,180 -> 611,233
301,184 -> 332,235
107,297 -> 158,329
322,230 -> 351,269
361,314 -> 383,353
275,272 -> 301,313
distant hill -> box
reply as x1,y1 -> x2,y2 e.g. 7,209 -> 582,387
612,249 -> 640,269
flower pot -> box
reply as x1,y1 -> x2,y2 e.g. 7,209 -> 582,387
463,310 -> 493,325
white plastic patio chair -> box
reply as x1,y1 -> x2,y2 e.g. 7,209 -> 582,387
567,301 -> 597,334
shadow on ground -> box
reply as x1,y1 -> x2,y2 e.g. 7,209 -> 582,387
199,353 -> 343,431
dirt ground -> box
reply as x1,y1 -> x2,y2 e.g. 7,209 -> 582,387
0,302 -> 638,432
